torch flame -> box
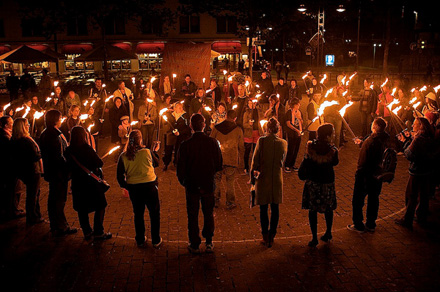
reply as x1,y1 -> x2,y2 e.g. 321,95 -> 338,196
313,101 -> 339,122
204,106 -> 212,112
245,80 -> 250,87
34,111 -> 45,119
90,100 -> 96,107
147,98 -> 153,103
302,74 -> 307,80
387,99 -> 400,111
203,78 -> 206,83
80,114 -> 89,120
411,88 -> 416,93
107,145 -> 120,155
339,101 -> 354,117
83,100 -> 89,107
61,117 -> 66,123
102,84 -> 106,88
259,119 -> 268,129
381,78 -> 388,88
22,108 -> 30,118
150,77 -> 156,83
163,115 -> 168,121
180,100 -> 185,104
172,73 -> 176,78
16,106 -> 24,112
349,72 -> 357,80
419,85 -> 427,92
409,97 -> 417,104
131,77 -> 135,84
223,70 -> 227,75
342,90 -> 348,97
54,81 -> 59,87
105,95 -> 113,103
370,82 -> 374,90
130,121 -> 138,126
51,92 -> 55,96
325,88 -> 334,98
232,104 -> 238,110
413,101 -> 421,109
434,85 -> 440,93
87,123 -> 94,132
392,106 -> 402,115
341,76 -> 346,85
255,93 -> 262,98
252,99 -> 258,103
3,103 -> 11,111
205,89 -> 212,94
391,88 -> 397,96
159,108 -> 168,116
45,97 -> 52,102
320,74 -> 327,84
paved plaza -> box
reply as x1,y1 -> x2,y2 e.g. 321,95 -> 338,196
1,107 -> 440,292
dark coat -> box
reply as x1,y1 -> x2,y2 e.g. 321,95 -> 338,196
275,83 -> 289,105
11,137 -> 42,183
306,140 -> 339,184
257,78 -> 274,103
289,86 -> 301,101
39,127 -> 69,182
357,88 -> 378,114
163,112 -> 191,146
0,129 -> 12,182
357,131 -> 390,175
177,132 -> 223,193
65,144 -> 107,213
403,132 -> 434,176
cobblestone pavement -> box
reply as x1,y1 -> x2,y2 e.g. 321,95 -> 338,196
1,106 -> 440,292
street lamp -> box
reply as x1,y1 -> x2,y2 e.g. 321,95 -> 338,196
336,5 -> 346,13
298,4 -> 306,12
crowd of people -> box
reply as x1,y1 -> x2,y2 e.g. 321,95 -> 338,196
0,68 -> 439,252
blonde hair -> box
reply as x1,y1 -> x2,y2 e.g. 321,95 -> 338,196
12,118 -> 30,140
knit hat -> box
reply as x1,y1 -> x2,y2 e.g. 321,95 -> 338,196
426,92 -> 436,101
120,115 -> 129,121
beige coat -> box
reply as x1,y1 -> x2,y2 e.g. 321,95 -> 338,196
211,120 -> 245,168
251,134 -> 287,205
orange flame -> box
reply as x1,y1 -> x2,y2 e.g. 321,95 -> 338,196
339,101 -> 354,117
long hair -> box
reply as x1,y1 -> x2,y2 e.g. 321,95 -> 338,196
125,130 -> 143,161
416,117 -> 434,138
317,123 -> 334,142
11,118 -> 30,140
70,126 -> 88,148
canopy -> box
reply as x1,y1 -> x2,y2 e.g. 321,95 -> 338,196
0,45 -> 58,63
75,43 -> 138,62
212,41 -> 242,54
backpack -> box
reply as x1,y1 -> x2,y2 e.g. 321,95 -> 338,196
375,148 -> 397,183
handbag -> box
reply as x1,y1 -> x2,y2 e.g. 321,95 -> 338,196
70,154 -> 110,193
249,136 -> 264,208
298,155 -> 313,181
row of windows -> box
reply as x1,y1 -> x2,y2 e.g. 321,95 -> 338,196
0,16 -> 238,38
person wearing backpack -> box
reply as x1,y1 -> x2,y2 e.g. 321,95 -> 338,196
348,117 -> 390,233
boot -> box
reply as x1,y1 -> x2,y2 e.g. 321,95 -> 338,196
268,233 -> 275,248
261,233 -> 269,247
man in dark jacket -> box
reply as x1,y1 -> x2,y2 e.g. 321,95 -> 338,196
257,71 -> 274,110
274,78 -> 289,106
356,79 -> 378,137
181,74 -> 197,112
40,110 -> 77,236
348,117 -> 389,233
6,70 -> 20,102
177,114 -> 223,253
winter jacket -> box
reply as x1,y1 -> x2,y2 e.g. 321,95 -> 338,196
211,120 -> 245,168
305,140 -> 339,184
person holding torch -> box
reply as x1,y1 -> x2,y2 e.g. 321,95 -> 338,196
138,97 -> 158,150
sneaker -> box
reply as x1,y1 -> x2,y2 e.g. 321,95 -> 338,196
320,233 -> 333,242
292,167 -> 299,172
308,238 -> 318,247
153,237 -> 163,249
365,225 -> 376,232
94,232 -> 112,240
395,218 -> 413,231
205,242 -> 214,253
284,167 -> 292,173
347,224 -> 366,233
187,243 -> 200,254
137,236 -> 147,247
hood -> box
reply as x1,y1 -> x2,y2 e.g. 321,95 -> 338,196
215,120 -> 237,135
371,131 -> 390,144
306,140 -> 336,164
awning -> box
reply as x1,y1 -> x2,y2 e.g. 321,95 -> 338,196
27,44 -> 50,52
113,42 -> 132,51
136,42 -> 165,54
0,45 -> 58,63
0,45 -> 11,55
61,44 -> 93,54
212,41 -> 242,54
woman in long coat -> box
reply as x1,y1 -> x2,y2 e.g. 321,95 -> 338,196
65,126 -> 111,240
250,117 -> 287,247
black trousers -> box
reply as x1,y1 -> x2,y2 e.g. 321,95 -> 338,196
48,179 -> 69,232
285,132 -> 301,168
163,138 -> 184,166
244,142 -> 256,171
78,209 -> 105,236
24,174 -> 42,224
186,188 -> 215,247
128,182 -> 161,244
404,174 -> 430,224
260,204 -> 279,236
352,171 -> 383,229
360,111 -> 373,138
141,124 -> 155,149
